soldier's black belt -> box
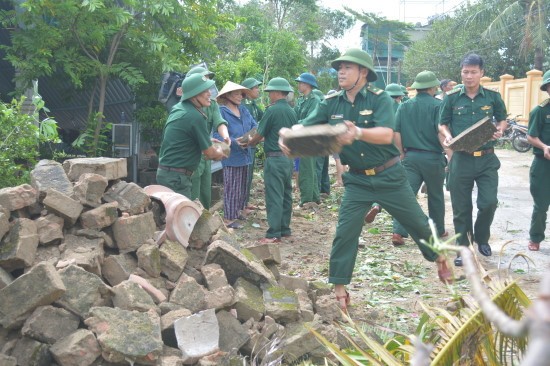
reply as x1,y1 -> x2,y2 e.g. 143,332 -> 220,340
405,148 -> 443,154
266,151 -> 286,157
460,148 -> 494,157
158,165 -> 193,176
350,156 -> 400,176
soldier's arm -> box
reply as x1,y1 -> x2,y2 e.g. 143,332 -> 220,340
216,124 -> 230,145
393,132 -> 404,159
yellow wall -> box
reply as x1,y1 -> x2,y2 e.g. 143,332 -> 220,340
481,69 -> 546,125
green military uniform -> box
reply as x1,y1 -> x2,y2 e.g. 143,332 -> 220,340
312,89 -> 331,194
157,100 -> 212,198
190,100 -> 227,209
243,99 -> 264,122
257,98 -> 296,239
295,92 -> 321,205
242,78 -> 264,208
393,93 -> 446,237
527,98 -> 550,244
302,86 -> 439,285
439,85 -> 507,247
243,98 -> 264,206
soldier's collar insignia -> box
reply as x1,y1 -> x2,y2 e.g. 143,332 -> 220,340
359,109 -> 373,115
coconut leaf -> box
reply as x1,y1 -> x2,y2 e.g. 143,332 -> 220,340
426,280 -> 530,365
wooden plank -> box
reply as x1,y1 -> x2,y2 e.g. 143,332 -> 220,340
448,117 -> 496,153
281,124 -> 348,157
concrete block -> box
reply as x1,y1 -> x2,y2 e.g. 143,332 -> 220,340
43,188 -> 83,226
0,184 -> 37,211
0,218 -> 39,271
112,212 -> 156,253
63,157 -> 127,182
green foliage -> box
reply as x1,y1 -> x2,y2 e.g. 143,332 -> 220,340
211,53 -> 262,88
134,104 -> 168,155
72,113 -> 113,157
3,0 -> 236,156
403,0 -> 540,82
0,85 -> 60,188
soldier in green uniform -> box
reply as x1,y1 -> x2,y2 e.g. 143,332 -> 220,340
184,66 -> 230,209
241,77 -> 264,212
156,74 -> 227,198
245,77 -> 296,243
365,84 -> 404,224
392,70 -> 447,246
294,72 -> 321,206
439,53 -> 507,266
311,90 -> 332,195
242,78 -> 264,121
280,48 -> 453,310
385,83 -> 405,113
526,70 -> 550,251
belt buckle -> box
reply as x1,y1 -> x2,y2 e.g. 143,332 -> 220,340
365,168 -> 376,176
473,151 -> 482,157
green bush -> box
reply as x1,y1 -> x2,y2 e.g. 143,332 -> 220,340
0,85 -> 60,188
134,104 -> 167,155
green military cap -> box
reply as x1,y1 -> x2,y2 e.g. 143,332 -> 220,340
181,74 -> 215,101
242,77 -> 262,89
400,85 -> 408,95
187,66 -> 215,79
541,70 -> 550,91
264,77 -> 293,92
385,83 -> 405,97
410,70 -> 440,89
331,48 -> 377,82
312,89 -> 325,101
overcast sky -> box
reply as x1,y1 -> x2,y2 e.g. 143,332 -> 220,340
319,0 -> 470,50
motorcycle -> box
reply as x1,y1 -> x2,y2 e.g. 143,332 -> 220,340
496,116 -> 532,153
511,123 -> 531,153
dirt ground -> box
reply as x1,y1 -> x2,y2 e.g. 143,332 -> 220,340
231,148 -> 544,334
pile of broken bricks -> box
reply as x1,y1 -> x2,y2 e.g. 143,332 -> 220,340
0,158 -> 347,366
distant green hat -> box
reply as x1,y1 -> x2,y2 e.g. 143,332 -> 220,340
400,85 -> 408,95
181,74 -> 215,101
331,48 -> 377,82
312,89 -> 325,101
187,66 -> 215,79
264,77 -> 293,92
541,70 -> 550,91
295,72 -> 318,88
411,70 -> 440,89
385,83 -> 405,97
242,78 -> 262,89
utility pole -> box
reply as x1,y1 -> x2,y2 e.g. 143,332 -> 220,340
387,32 -> 392,84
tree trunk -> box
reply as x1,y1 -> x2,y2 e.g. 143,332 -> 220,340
534,46 -> 543,71
92,74 -> 107,156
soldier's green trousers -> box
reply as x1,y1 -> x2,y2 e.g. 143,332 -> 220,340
298,156 -> 320,205
393,151 -> 446,236
329,163 -> 438,285
316,156 -> 331,194
191,158 -> 212,209
245,147 -> 256,207
529,156 -> 550,243
156,169 -> 193,199
264,156 -> 293,238
447,152 -> 500,246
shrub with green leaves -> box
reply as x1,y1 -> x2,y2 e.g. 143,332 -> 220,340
0,84 -> 60,188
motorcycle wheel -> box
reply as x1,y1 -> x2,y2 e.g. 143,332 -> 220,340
511,133 -> 531,153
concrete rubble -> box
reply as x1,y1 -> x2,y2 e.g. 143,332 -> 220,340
0,158 -> 345,365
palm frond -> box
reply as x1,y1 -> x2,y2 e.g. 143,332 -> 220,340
482,2 -> 523,42
426,280 -> 531,365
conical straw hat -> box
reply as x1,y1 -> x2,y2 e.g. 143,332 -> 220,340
217,81 -> 251,100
